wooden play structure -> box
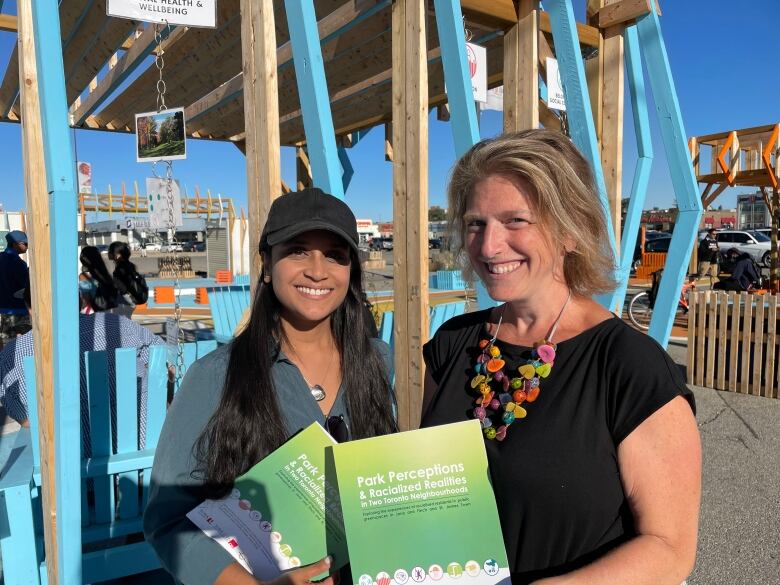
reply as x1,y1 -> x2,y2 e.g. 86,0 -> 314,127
689,123 -> 780,290
0,0 -> 703,582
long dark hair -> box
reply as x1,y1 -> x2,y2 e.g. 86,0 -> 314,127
80,246 -> 118,297
195,244 -> 397,497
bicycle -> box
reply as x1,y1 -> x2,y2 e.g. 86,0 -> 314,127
628,270 -> 696,331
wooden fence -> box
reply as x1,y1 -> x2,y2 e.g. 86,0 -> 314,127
687,291 -> 779,397
635,252 -> 667,280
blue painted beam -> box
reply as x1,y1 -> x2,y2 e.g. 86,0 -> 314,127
432,0 -> 480,158
636,6 -> 702,346
612,24 -> 654,312
544,0 -> 620,311
337,146 -> 354,193
284,0 -> 344,199
31,0 -> 82,581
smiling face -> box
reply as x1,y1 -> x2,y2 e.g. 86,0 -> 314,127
267,229 -> 352,328
464,174 -> 568,304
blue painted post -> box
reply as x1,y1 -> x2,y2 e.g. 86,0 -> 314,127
636,7 -> 702,346
544,0 -> 621,311
284,0 -> 344,199
612,24 -> 654,311
30,0 -> 82,581
432,0 -> 480,158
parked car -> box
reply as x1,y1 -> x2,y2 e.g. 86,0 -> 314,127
163,243 -> 184,252
369,237 -> 393,251
144,242 -> 163,252
715,230 -> 771,267
428,238 -> 443,249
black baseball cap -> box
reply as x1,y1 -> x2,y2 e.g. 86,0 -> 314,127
260,188 -> 359,253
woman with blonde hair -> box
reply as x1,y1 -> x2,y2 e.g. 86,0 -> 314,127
422,130 -> 700,584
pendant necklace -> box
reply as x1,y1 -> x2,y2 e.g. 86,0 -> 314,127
471,289 -> 572,441
286,342 -> 336,402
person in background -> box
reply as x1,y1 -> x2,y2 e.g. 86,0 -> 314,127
108,241 -> 149,318
79,245 -> 119,314
145,188 -> 396,585
422,130 -> 700,584
0,230 -> 31,346
0,286 -> 163,453
713,248 -> 762,292
697,228 -> 720,286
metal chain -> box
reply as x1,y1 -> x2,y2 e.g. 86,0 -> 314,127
154,22 -> 184,386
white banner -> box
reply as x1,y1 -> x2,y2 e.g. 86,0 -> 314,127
147,177 -> 184,229
546,58 -> 566,112
108,0 -> 217,28
466,42 -> 487,103
77,161 -> 92,194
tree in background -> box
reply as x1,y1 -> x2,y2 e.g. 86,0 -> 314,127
429,205 -> 446,221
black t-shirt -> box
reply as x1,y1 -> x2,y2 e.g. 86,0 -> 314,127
422,309 -> 694,583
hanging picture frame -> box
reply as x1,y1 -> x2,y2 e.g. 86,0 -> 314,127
108,0 -> 217,28
136,107 -> 187,163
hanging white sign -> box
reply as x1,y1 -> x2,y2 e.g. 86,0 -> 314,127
108,0 -> 217,28
136,107 -> 187,163
77,161 -> 92,194
482,86 -> 504,112
546,58 -> 566,112
147,177 -> 184,229
466,42 -> 487,103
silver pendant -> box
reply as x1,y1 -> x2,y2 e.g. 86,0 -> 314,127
310,384 -> 326,402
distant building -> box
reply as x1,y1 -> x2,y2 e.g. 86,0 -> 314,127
641,209 -> 677,232
355,219 -> 380,244
736,193 -> 771,229
700,209 -> 736,230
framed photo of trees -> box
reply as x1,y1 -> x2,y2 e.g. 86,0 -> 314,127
135,107 -> 187,162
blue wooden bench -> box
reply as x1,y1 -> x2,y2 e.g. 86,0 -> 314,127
206,284 -> 252,343
0,340 -> 216,584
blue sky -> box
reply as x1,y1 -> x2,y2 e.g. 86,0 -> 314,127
0,0 -> 778,221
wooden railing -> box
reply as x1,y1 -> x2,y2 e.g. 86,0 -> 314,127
687,291 -> 779,397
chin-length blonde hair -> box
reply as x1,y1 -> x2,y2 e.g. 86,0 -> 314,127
447,129 -> 617,297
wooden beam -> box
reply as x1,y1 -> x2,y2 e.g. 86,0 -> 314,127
459,1 -> 599,47
296,146 -> 313,190
539,11 -> 599,48
597,0 -> 651,28
600,2 -> 625,254
158,1 -> 390,136
240,0 -> 282,285
71,25 -> 188,127
18,0 -> 60,579
384,122 -> 393,161
0,45 -> 19,118
503,0 -> 539,132
0,13 -> 16,33
392,0 -> 428,431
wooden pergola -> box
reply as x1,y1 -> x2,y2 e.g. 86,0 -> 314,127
1,1 -> 701,581
689,123 -> 780,289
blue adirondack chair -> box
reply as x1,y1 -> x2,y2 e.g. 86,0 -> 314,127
206,284 -> 252,343
0,340 -> 216,584
378,301 -> 467,349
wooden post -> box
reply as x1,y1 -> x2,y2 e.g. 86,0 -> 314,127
503,0 -> 539,132
240,0 -> 282,286
296,146 -> 313,190
19,0 -> 82,581
600,2 -> 625,262
392,0 -> 428,431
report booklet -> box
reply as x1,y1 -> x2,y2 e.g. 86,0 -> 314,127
187,423 -> 347,580
331,420 -> 510,585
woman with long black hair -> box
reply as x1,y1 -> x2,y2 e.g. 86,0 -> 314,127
79,245 -> 119,313
144,189 -> 397,585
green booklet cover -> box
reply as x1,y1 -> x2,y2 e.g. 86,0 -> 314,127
331,420 -> 510,585
187,423 -> 347,580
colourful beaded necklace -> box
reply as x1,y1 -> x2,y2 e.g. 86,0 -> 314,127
471,290 -> 572,441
